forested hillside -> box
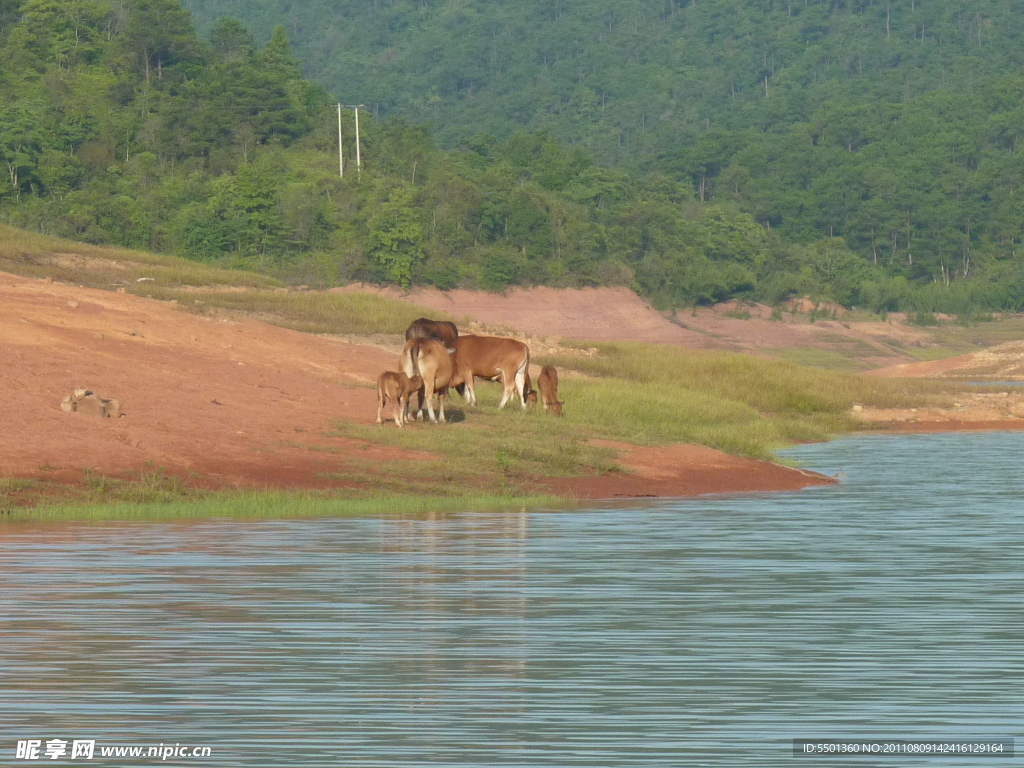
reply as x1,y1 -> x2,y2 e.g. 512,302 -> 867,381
186,0 -> 1024,309
3,0 -> 1024,315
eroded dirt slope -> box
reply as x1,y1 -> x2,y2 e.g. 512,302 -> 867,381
0,273 -> 417,489
333,284 -> 925,368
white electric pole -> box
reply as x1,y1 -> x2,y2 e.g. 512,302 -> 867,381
342,103 -> 350,179
354,105 -> 363,180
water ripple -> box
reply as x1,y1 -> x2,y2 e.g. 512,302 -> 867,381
1,432 -> 1022,766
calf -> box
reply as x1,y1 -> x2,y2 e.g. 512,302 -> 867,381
376,371 -> 423,427
537,365 -> 564,416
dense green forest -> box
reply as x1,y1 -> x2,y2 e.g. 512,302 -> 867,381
3,0 -> 1024,315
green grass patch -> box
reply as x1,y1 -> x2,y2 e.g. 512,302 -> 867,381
340,342 -> 951,469
555,377 -> 845,458
541,342 -> 943,413
768,347 -> 869,371
2,492 -> 561,523
334,387 -> 622,487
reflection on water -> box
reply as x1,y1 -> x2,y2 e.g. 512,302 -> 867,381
2,432 -> 1022,766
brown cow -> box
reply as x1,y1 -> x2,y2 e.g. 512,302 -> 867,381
401,337 -> 454,423
452,335 -> 531,409
537,365 -> 564,416
405,318 -> 458,350
376,371 -> 423,427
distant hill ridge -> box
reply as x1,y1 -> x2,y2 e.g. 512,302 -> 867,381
190,0 -> 1024,292
4,0 -> 1024,315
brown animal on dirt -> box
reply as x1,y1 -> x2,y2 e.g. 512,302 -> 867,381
376,371 -> 423,427
451,335 -> 531,409
405,318 -> 459,350
537,365 -> 564,416
59,389 -> 122,418
401,337 -> 454,423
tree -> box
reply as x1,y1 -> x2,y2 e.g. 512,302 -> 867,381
208,16 -> 253,58
367,185 -> 425,287
118,0 -> 200,82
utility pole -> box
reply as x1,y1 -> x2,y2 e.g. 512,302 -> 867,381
338,102 -> 344,178
337,104 -> 366,180
354,105 -> 363,180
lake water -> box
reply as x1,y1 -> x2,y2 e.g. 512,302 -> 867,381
2,432 -> 1022,766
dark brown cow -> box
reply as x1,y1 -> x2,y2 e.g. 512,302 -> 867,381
401,337 -> 454,423
537,365 -> 564,416
405,318 -> 459,349
451,335 -> 531,409
376,371 -> 423,427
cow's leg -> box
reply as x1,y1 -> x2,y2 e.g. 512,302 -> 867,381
410,386 -> 424,423
514,359 -> 528,409
424,381 -> 438,423
493,369 -> 509,409
458,378 -> 473,405
412,386 -> 425,422
497,386 -> 512,408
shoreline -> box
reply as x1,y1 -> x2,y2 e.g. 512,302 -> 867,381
0,267 -> 1003,519
545,441 -> 836,499
867,418 -> 1024,433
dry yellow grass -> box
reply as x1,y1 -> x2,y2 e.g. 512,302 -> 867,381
0,224 -> 281,289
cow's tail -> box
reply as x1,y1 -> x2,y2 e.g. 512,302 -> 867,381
515,346 -> 530,407
402,339 -> 423,379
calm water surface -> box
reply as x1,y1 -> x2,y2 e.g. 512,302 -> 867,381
2,432 -> 1022,766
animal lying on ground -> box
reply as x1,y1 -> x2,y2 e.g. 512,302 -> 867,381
401,337 -> 454,423
405,317 -> 459,350
537,365 -> 564,416
376,371 -> 423,427
451,335 -> 531,409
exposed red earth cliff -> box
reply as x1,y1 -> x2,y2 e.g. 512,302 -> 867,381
332,284 -> 934,368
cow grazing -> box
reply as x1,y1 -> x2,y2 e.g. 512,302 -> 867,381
405,317 -> 459,350
537,365 -> 564,416
401,337 -> 454,423
376,371 -> 423,427
451,335 -> 531,409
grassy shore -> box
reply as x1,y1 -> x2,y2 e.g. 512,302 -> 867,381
0,491 -> 561,524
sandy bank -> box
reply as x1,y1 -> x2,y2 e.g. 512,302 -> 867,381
548,441 -> 835,499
